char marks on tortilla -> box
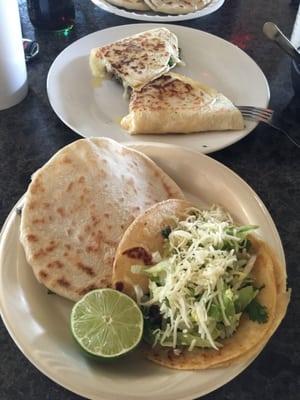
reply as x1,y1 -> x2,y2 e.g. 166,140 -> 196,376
144,0 -> 212,14
20,138 -> 184,301
113,199 -> 290,369
121,73 -> 244,135
89,28 -> 181,91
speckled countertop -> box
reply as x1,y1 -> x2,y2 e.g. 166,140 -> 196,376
0,0 -> 299,399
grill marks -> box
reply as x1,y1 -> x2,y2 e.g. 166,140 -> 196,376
27,234 -> 38,242
45,240 -> 57,252
122,246 -> 153,265
20,138 -> 184,301
100,37 -> 168,75
93,28 -> 179,89
56,277 -> 71,288
47,260 -> 63,269
76,262 -> 95,277
145,0 -> 211,14
130,73 -> 208,113
77,284 -> 97,296
57,207 -> 66,217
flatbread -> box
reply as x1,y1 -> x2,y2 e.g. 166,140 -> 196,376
20,139 -> 184,302
121,73 -> 244,134
145,0 -> 212,14
105,0 -> 150,10
89,28 -> 181,91
113,199 -> 290,369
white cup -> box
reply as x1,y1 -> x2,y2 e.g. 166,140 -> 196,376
0,0 -> 28,111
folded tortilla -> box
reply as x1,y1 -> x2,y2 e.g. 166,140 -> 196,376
145,0 -> 212,14
106,0 -> 150,10
121,73 -> 244,134
113,199 -> 290,369
89,28 -> 182,91
20,139 -> 184,302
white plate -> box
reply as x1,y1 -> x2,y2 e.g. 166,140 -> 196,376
91,0 -> 225,22
0,143 -> 285,400
47,24 -> 270,154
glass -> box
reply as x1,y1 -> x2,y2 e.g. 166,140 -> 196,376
27,0 -> 75,32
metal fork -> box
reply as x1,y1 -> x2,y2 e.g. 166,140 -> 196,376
237,106 -> 300,148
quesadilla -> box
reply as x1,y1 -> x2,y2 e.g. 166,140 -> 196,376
89,28 -> 182,91
113,199 -> 290,370
145,0 -> 212,14
106,0 -> 150,10
20,138 -> 184,302
121,72 -> 244,134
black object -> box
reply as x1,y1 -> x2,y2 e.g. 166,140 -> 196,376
27,0 -> 75,31
23,39 -> 39,62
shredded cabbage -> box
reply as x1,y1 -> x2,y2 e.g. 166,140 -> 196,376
138,206 -> 259,350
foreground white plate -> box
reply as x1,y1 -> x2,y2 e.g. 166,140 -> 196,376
47,24 -> 269,154
91,0 -> 225,22
0,143 -> 285,400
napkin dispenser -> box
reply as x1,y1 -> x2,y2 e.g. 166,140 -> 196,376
0,0 -> 28,111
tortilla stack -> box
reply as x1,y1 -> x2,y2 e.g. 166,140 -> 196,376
20,139 -> 184,301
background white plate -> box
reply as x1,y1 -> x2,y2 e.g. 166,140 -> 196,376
0,143 -> 285,400
91,0 -> 225,22
47,24 -> 270,154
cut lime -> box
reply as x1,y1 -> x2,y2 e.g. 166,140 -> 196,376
70,288 -> 144,358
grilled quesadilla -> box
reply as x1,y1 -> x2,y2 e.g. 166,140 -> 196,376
106,0 -> 150,10
20,138 -> 184,302
89,28 -> 182,91
113,199 -> 290,369
121,72 -> 244,134
145,0 -> 212,14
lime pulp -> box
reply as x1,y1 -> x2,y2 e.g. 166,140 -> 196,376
70,288 -> 144,358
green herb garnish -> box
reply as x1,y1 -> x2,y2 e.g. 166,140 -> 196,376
161,226 -> 171,239
245,299 -> 268,323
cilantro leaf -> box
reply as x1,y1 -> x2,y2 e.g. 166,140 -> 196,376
168,57 -> 175,67
245,299 -> 268,323
161,226 -> 171,239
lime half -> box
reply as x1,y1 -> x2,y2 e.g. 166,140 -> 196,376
70,288 -> 143,358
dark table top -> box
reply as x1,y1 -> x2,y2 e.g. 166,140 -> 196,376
1,0 -> 300,399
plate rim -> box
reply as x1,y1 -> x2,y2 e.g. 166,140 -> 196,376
46,23 -> 270,154
0,142 -> 283,400
90,0 -> 225,22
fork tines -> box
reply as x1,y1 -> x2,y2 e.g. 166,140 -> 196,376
237,106 -> 273,121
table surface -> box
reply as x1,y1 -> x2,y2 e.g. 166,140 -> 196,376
1,0 -> 300,399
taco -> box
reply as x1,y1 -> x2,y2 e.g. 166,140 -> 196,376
113,199 -> 290,369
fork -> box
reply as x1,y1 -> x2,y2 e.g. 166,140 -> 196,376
237,105 -> 300,148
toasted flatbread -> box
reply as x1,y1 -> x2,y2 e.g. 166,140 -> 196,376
105,0 -> 150,10
20,139 -> 184,302
145,0 -> 212,14
121,72 -> 244,134
89,28 -> 182,91
113,199 -> 290,370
